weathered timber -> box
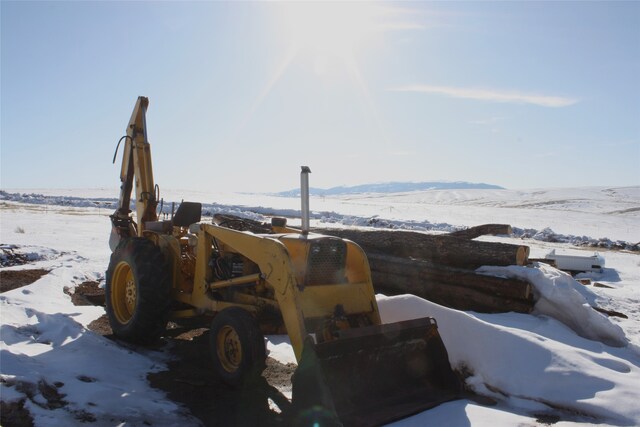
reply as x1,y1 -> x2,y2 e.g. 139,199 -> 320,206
367,254 -> 533,301
592,306 -> 628,319
317,228 -> 530,269
213,214 -> 272,233
372,269 -> 533,313
594,282 -> 614,289
448,224 -> 513,240
367,254 -> 534,313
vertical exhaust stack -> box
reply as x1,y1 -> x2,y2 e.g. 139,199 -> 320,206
300,166 -> 311,235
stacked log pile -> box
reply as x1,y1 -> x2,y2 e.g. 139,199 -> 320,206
317,225 -> 535,314
213,215 -> 536,314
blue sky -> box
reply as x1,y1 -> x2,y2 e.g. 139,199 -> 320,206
1,1 -> 639,193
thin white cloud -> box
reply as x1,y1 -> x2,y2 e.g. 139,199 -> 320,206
389,150 -> 414,156
379,22 -> 426,31
469,116 -> 505,125
391,84 -> 578,108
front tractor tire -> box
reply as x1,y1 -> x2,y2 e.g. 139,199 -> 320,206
210,307 -> 267,387
106,237 -> 171,344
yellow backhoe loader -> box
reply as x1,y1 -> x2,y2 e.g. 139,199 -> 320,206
106,96 -> 462,426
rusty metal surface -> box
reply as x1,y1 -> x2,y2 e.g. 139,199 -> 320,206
291,317 -> 462,426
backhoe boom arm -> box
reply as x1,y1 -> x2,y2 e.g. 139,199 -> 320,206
110,96 -> 158,250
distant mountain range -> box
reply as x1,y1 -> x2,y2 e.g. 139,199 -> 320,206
275,181 -> 505,197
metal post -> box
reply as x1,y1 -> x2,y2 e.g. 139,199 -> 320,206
300,166 -> 311,235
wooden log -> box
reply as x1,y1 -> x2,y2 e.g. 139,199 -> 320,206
367,253 -> 533,301
213,214 -> 272,233
592,306 -> 628,319
367,253 -> 534,313
593,282 -> 614,289
448,224 -> 513,239
371,269 -> 534,314
317,228 -> 530,269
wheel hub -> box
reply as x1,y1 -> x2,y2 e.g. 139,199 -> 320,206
218,326 -> 242,373
125,277 -> 136,312
111,261 -> 137,324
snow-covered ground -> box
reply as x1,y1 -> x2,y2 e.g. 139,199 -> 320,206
1,187 -> 639,426
3,186 -> 638,247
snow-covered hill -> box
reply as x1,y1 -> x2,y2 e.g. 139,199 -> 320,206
274,181 -> 504,197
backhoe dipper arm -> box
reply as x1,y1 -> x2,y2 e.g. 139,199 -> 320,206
110,96 -> 158,250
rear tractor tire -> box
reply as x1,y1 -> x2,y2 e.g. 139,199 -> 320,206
105,237 -> 171,344
210,307 -> 267,387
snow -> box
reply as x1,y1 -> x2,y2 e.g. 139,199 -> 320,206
1,187 -> 639,426
265,335 -> 297,365
0,207 -> 196,425
477,263 -> 627,347
4,186 -> 639,247
377,293 -> 640,425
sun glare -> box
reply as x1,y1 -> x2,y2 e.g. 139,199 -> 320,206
281,2 -> 381,58
236,3 -> 420,137
277,2 -> 396,77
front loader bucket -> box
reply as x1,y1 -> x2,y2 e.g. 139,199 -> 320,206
291,317 -> 462,426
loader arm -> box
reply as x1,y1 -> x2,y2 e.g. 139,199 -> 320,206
189,223 -> 309,360
110,96 -> 158,249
